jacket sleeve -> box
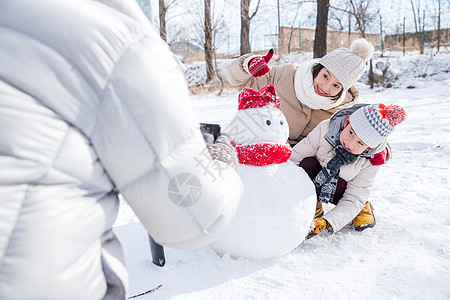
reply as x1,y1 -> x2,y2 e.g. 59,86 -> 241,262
323,162 -> 380,232
290,121 -> 326,164
91,30 -> 243,250
226,53 -> 296,91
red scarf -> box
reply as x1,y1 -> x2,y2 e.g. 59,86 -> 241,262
231,141 -> 292,166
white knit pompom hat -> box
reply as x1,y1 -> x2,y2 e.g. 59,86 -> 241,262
349,103 -> 407,148
319,38 -> 374,91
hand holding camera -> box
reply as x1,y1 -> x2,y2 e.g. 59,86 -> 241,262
200,123 -> 238,170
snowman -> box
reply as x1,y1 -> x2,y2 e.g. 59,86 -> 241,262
211,85 -> 317,260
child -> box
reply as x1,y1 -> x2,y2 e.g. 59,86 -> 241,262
289,103 -> 406,238
226,39 -> 374,145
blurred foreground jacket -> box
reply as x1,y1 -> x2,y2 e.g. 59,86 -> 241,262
0,0 -> 243,298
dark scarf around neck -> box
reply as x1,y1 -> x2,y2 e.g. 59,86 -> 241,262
313,136 -> 360,203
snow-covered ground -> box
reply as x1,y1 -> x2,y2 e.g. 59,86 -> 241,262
114,52 -> 450,299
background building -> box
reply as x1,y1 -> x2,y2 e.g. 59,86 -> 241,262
278,27 -> 380,54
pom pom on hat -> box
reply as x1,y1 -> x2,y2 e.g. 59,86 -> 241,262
378,103 -> 406,126
319,38 -> 374,91
349,38 -> 375,63
349,103 -> 406,148
238,85 -> 281,110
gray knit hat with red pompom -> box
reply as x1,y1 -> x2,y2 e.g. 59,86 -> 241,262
349,103 -> 406,148
319,38 -> 374,91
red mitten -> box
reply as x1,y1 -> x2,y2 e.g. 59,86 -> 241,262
248,49 -> 274,77
370,148 -> 388,166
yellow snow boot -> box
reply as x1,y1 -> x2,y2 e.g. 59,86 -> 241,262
353,201 -> 376,231
314,200 -> 323,219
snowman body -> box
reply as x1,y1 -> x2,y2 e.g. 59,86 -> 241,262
211,87 -> 316,260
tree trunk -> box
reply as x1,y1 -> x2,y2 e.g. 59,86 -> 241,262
277,0 -> 281,51
369,59 -> 374,89
313,0 -> 329,58
288,27 -> 294,53
437,0 -> 441,52
410,0 -> 423,54
159,0 -> 167,41
240,0 -> 251,55
204,0 -> 214,82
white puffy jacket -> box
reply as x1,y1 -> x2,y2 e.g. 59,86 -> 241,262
0,0 -> 243,299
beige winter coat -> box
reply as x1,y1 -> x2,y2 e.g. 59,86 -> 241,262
290,119 -> 387,232
226,53 -> 360,145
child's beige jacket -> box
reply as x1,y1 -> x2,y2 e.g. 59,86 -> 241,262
290,119 -> 387,232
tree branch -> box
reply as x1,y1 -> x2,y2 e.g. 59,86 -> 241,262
249,0 -> 261,20
329,5 -> 349,14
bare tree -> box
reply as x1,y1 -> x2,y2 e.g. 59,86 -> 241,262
329,9 -> 346,31
277,0 -> 281,50
348,0 -> 377,88
204,0 -> 214,82
313,0 -> 329,58
410,0 -> 424,54
349,0 -> 377,37
164,23 -> 186,46
437,0 -> 441,52
189,0 -> 228,83
240,0 -> 261,55
435,0 -> 442,52
159,0 -> 182,42
327,1 -> 349,31
159,0 -> 167,40
284,1 -> 305,53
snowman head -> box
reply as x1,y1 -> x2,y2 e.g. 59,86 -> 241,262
226,85 -> 289,145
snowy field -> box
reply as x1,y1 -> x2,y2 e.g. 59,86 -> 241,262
114,52 -> 450,299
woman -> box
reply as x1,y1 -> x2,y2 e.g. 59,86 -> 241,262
226,39 -> 374,145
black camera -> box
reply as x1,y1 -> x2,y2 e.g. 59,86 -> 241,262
200,123 -> 221,142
